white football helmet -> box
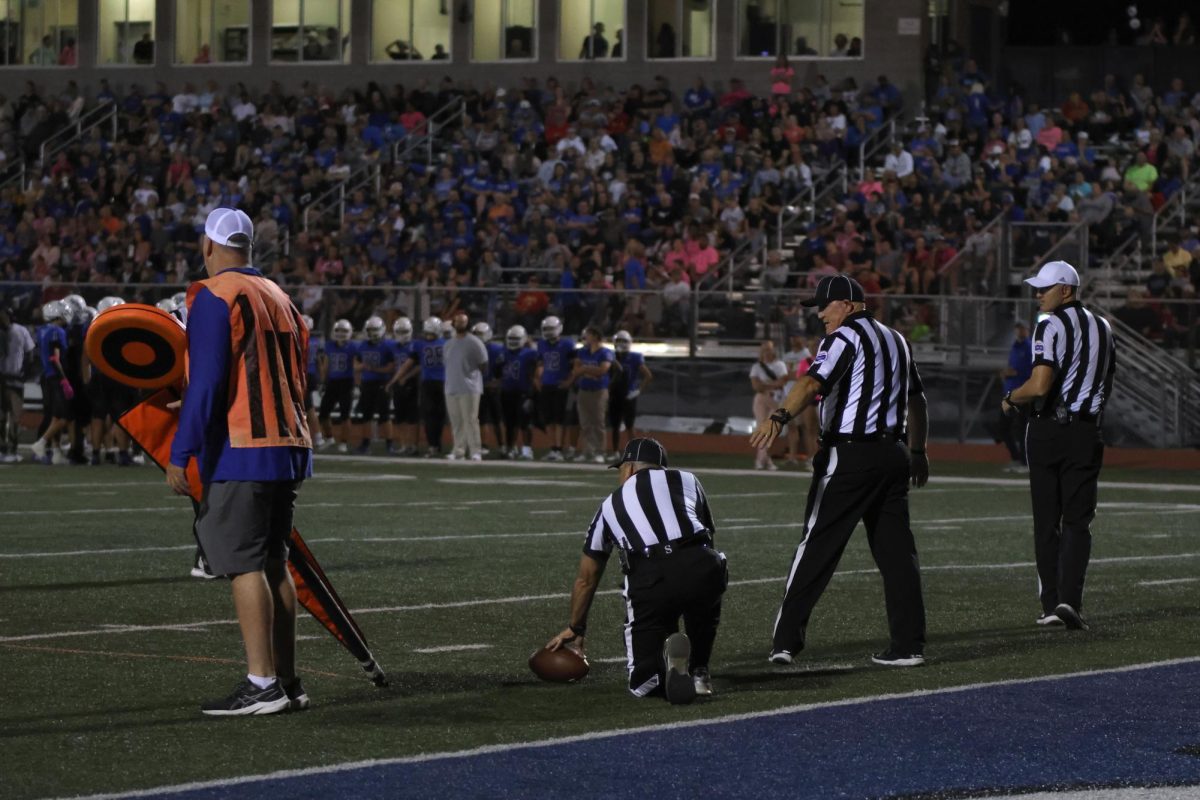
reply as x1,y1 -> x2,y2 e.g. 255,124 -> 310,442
541,315 -> 562,341
422,316 -> 442,337
170,291 -> 187,309
471,322 -> 492,342
364,316 -> 385,343
301,314 -> 315,332
42,300 -> 66,322
505,325 -> 527,349
156,297 -> 177,313
97,296 -> 126,312
614,330 -> 633,353
393,317 -> 413,344
81,306 -> 98,325
332,318 -> 353,343
61,294 -> 86,317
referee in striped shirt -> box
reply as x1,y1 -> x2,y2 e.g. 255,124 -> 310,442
543,438 -> 727,705
1002,261 -> 1116,631
751,275 -> 930,668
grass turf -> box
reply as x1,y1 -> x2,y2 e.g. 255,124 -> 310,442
0,454 -> 1197,799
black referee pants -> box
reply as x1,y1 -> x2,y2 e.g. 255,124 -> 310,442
772,441 -> 926,656
624,545 -> 727,698
1026,417 -> 1104,613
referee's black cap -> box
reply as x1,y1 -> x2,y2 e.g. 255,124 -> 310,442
801,274 -> 865,308
609,437 -> 669,469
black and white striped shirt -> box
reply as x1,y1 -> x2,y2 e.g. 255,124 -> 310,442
1031,301 -> 1117,415
807,311 -> 923,437
583,468 -> 715,559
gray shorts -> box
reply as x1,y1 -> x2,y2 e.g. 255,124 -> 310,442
195,480 -> 302,577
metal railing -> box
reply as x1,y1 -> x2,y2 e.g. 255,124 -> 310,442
1149,173 -> 1199,257
38,101 -> 118,167
856,112 -> 902,182
301,162 -> 383,233
0,159 -> 25,193
1084,232 -> 1142,297
1008,220 -> 1090,283
390,99 -> 466,165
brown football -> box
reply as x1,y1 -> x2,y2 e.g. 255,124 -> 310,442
528,646 -> 590,683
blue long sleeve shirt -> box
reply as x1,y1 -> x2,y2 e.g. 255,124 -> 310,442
169,276 -> 312,484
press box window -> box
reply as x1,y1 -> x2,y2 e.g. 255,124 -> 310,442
646,0 -> 713,59
271,0 -> 351,63
472,0 -> 536,61
372,0 -> 452,62
175,0 -> 250,64
737,0 -> 864,58
99,0 -> 156,65
559,0 -> 625,60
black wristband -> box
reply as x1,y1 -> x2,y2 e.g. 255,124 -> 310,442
769,408 -> 793,426
568,623 -> 587,637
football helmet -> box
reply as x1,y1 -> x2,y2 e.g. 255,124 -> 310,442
471,322 -> 492,342
332,318 -> 353,343
393,317 -> 414,344
97,296 -> 126,312
364,316 -> 385,343
614,330 -> 633,354
61,294 -> 86,317
301,314 -> 315,332
422,316 -> 443,338
41,300 -> 66,322
541,315 -> 562,341
505,325 -> 527,349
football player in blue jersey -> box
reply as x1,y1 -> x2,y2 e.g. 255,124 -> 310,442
353,316 -> 395,454
498,325 -> 539,459
388,317 -> 420,456
390,316 -> 447,457
30,301 -> 73,465
62,296 -> 92,464
83,297 -> 137,466
472,321 -> 506,455
302,315 -> 324,448
534,315 -> 577,461
607,330 -> 654,457
318,318 -> 357,452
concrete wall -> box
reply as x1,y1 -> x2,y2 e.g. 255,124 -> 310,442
5,0 -> 926,102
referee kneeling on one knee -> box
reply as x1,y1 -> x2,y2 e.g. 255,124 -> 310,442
544,438 -> 728,705
1002,261 -> 1116,632
751,275 -> 930,668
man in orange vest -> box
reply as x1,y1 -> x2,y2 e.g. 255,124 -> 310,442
167,208 -> 314,716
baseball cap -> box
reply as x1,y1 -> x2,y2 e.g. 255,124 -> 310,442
801,274 -> 866,308
608,437 -> 669,470
1024,260 -> 1079,289
204,207 -> 254,248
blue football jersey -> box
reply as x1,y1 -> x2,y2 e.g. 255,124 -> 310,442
617,350 -> 646,392
38,324 -> 67,378
355,340 -> 395,383
485,341 -> 505,380
307,334 -> 324,377
411,337 -> 446,381
537,337 -> 577,386
499,347 -> 538,392
323,340 -> 357,380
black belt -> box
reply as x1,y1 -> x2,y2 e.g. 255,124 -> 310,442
628,534 -> 713,561
820,431 -> 902,446
1032,410 -> 1101,424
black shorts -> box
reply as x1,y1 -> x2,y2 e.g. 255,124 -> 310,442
319,378 -> 354,421
479,388 -> 501,425
540,386 -> 569,426
608,393 -> 638,431
356,381 -> 389,421
40,376 -> 71,420
305,373 -> 319,411
392,381 -> 419,424
501,389 -> 532,431
195,480 -> 301,576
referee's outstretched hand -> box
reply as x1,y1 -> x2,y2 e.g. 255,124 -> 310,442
749,419 -> 782,450
910,452 -> 930,489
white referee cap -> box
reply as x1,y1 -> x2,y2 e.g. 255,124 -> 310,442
204,207 -> 254,248
1024,260 -> 1079,289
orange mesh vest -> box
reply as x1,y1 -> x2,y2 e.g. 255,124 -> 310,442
189,269 -> 313,449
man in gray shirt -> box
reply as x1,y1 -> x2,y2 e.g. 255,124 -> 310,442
443,311 -> 490,461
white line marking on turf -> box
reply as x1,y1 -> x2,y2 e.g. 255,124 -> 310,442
60,656 -> 1200,800
411,644 -> 493,654
724,517 -> 761,523
1138,577 -> 1200,587
8,552 -> 1200,643
529,510 -> 567,515
76,492 -> 118,496
438,478 -> 600,487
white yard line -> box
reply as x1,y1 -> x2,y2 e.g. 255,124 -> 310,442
1137,577 -> 1200,587
411,644 -> 493,654
6,552 -> 1200,644
60,656 -> 1200,800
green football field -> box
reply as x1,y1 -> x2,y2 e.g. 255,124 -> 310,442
1,454 -> 1198,799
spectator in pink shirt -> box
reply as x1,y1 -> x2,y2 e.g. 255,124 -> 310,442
1036,117 -> 1064,150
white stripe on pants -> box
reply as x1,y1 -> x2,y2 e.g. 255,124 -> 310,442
445,392 -> 482,457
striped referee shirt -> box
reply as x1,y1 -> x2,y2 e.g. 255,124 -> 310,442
1031,301 -> 1117,415
807,311 -> 923,437
582,468 -> 715,559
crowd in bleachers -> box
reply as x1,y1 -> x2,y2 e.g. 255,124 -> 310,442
0,57 -> 1198,347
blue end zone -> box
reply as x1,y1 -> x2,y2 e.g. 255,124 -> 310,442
151,662 -> 1200,799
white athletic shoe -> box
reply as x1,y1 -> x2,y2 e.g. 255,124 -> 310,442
469,453 -> 482,462
519,448 -> 534,461
445,453 -> 460,461
336,443 -> 348,453
51,449 -> 68,466
1036,613 -> 1064,627
591,454 -> 606,464
30,438 -> 46,461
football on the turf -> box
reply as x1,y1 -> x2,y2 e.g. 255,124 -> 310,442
529,646 -> 590,683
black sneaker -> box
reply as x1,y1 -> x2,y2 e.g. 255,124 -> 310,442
871,649 -> 926,667
1054,603 -> 1089,631
662,633 -> 697,705
200,679 -> 290,716
283,678 -> 310,711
